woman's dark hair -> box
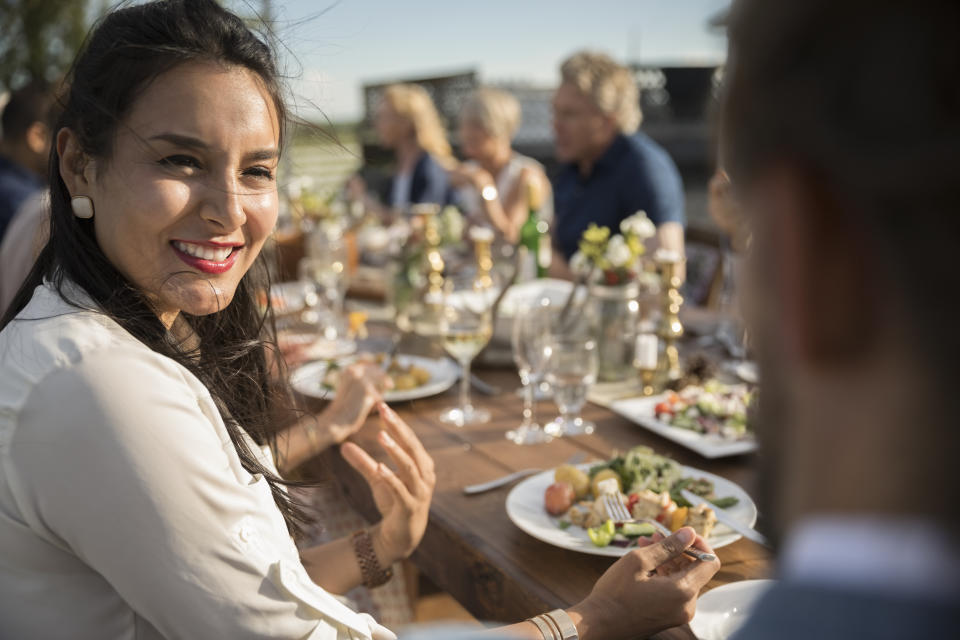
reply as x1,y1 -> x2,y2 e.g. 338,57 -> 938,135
1,0 -> 309,535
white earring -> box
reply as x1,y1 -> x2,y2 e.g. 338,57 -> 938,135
71,195 -> 94,219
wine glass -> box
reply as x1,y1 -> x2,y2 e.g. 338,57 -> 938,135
543,333 -> 599,437
506,295 -> 554,445
438,273 -> 495,426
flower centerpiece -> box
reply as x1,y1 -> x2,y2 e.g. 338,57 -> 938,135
569,211 -> 656,285
568,211 -> 656,382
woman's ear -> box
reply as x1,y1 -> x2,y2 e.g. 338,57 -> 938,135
56,127 -> 95,196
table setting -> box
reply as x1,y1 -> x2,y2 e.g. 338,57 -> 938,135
276,205 -> 769,640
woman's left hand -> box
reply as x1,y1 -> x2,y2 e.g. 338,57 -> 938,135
322,362 -> 392,444
340,401 -> 436,565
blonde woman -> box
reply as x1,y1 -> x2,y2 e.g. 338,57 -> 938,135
449,88 -> 552,243
372,83 -> 453,212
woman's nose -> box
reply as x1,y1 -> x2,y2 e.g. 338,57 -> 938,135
201,179 -> 247,230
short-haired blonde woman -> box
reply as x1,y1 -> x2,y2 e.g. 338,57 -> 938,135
449,88 -> 552,243
373,83 -> 453,211
552,50 -> 685,272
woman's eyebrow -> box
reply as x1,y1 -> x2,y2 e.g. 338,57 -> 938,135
148,132 -> 208,150
148,132 -> 278,161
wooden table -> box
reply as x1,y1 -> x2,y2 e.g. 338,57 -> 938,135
301,332 -> 771,634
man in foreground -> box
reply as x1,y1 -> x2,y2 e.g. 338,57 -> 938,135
723,0 -> 960,636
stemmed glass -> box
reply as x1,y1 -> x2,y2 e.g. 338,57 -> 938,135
438,273 -> 496,426
506,295 -> 554,444
543,330 -> 599,437
299,229 -> 349,341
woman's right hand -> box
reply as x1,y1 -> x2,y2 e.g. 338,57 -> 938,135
340,402 -> 436,565
567,527 -> 720,639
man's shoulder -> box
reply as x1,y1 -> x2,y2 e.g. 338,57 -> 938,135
622,131 -> 679,171
733,582 -> 959,640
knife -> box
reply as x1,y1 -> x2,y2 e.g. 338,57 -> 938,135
681,488 -> 771,548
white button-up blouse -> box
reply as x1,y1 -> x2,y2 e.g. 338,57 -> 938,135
0,283 -> 394,640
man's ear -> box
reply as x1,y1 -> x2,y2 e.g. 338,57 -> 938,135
772,168 -> 877,366
56,127 -> 95,196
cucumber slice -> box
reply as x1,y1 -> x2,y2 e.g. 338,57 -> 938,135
619,522 -> 656,538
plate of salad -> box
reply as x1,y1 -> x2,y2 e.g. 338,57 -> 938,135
609,381 -> 757,458
505,446 -> 758,557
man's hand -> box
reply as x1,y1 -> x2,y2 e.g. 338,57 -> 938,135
569,527 -> 720,640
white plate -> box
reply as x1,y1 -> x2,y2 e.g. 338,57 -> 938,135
608,394 -> 757,459
496,278 -> 576,318
690,579 -> 775,640
289,355 -> 458,403
270,281 -> 309,313
505,463 -> 758,557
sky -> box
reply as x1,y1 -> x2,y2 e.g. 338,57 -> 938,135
226,0 -> 730,122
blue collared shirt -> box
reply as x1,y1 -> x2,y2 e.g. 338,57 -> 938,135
552,131 -> 685,259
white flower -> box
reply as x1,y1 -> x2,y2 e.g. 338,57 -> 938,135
605,234 -> 633,268
620,211 -> 656,239
569,250 -> 590,275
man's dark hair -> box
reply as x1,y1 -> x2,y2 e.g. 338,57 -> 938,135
1,80 -> 57,140
723,0 -> 959,372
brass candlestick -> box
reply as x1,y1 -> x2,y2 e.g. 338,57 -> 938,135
656,252 -> 685,385
404,204 -> 445,337
407,204 -> 444,301
469,226 -> 495,289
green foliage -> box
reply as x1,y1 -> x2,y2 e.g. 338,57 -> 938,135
0,0 -> 103,93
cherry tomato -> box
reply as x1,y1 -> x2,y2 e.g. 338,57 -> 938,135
544,482 -> 576,516
654,402 -> 673,415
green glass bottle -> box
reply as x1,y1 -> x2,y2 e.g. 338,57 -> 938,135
518,181 -> 550,280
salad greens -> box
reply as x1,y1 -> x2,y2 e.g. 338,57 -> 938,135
590,446 -> 739,508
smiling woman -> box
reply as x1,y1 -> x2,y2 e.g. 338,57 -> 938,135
0,0 -> 428,638
56,61 -> 281,326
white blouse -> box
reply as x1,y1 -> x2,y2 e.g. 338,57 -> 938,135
0,283 -> 394,640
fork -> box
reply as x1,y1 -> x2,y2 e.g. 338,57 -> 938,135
463,451 -> 587,495
602,494 -> 717,562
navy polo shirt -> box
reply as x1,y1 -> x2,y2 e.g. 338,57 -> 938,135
0,154 -> 43,244
552,131 -> 685,260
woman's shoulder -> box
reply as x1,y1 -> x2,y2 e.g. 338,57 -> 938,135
510,151 -> 546,173
0,283 -> 196,415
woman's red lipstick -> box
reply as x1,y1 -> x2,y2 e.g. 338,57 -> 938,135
170,241 -> 241,275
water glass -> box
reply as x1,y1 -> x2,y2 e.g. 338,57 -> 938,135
506,295 -> 553,445
543,335 -> 598,437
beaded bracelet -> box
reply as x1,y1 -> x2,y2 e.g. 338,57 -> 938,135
350,529 -> 393,588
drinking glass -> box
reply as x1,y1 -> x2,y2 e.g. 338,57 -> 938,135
299,230 -> 349,340
439,273 -> 495,426
506,295 -> 553,444
543,334 -> 599,437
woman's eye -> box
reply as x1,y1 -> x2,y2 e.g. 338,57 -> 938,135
160,155 -> 200,170
243,166 -> 275,181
